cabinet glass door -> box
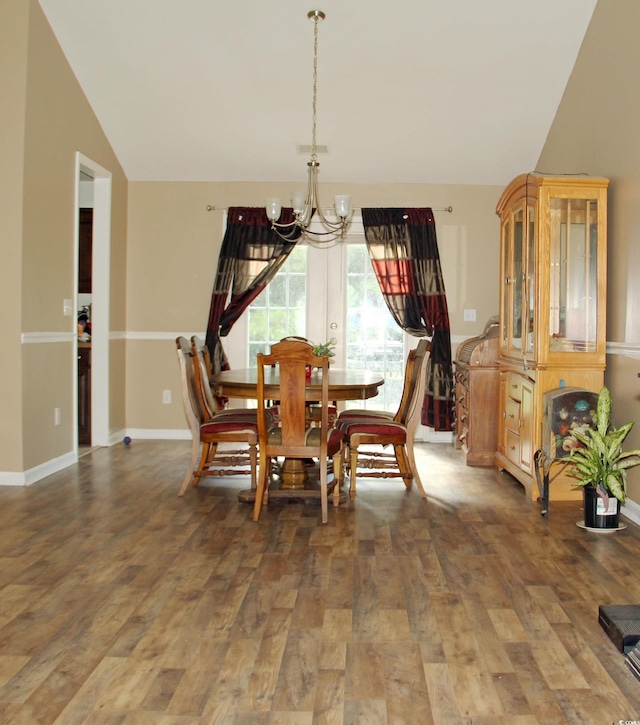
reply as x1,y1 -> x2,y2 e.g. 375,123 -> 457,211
525,203 -> 536,356
549,198 -> 598,353
501,219 -> 510,352
511,207 -> 524,352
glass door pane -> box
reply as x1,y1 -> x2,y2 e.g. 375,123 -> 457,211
549,198 -> 598,352
525,203 -> 536,355
344,245 -> 404,412
247,245 -> 307,364
501,219 -> 510,353
511,207 -> 524,352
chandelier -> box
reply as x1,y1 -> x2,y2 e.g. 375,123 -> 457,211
265,10 -> 352,246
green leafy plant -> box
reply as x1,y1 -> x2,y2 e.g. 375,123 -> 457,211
568,386 -> 640,504
312,338 -> 336,358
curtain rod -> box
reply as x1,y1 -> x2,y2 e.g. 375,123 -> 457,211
205,204 -> 453,213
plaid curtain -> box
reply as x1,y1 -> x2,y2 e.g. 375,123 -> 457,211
205,207 -> 299,375
362,207 -> 454,431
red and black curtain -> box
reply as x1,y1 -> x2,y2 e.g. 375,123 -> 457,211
361,207 -> 454,432
205,207 -> 299,375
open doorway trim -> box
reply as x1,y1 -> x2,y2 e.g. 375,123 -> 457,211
74,153 -> 111,448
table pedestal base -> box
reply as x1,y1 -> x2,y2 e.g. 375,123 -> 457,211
238,458 -> 347,505
279,459 -> 309,489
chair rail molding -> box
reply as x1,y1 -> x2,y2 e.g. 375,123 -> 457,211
607,341 -> 640,358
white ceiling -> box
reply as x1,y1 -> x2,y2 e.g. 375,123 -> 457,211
37,0 -> 597,186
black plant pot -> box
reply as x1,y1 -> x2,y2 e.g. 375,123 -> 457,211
583,485 -> 621,529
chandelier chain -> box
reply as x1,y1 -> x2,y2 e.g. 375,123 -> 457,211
311,13 -> 319,165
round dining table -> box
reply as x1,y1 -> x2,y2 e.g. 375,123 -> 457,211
210,367 -> 384,403
209,367 -> 384,504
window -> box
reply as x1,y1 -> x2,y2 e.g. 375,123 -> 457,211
246,240 -> 406,412
247,245 -> 307,365
344,245 -> 404,412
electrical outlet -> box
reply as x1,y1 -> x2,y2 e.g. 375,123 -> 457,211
162,389 -> 172,404
463,308 -> 477,322
54,408 -> 61,425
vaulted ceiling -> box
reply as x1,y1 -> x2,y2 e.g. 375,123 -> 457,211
37,0 -> 597,186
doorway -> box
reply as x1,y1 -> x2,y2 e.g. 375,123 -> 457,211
77,202 -> 92,446
74,153 -> 111,451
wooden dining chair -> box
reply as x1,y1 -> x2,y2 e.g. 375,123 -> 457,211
334,339 -> 430,501
267,336 -> 337,426
175,336 -> 261,495
253,338 -> 343,524
191,335 -> 213,380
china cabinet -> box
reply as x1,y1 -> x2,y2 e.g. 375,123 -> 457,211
495,173 -> 608,500
454,318 -> 500,466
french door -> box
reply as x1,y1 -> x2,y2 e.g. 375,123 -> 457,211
225,233 -> 409,413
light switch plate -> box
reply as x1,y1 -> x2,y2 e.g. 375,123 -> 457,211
463,308 -> 477,322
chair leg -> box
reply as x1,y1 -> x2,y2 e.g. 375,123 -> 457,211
349,443 -> 358,500
178,434 -> 201,496
406,436 -> 427,498
193,442 -> 216,487
253,451 -> 269,521
249,443 -> 258,491
332,446 -> 343,507
319,454 -> 328,524
395,445 -> 413,489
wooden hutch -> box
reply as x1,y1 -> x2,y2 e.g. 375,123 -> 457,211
454,317 -> 500,466
495,173 -> 608,500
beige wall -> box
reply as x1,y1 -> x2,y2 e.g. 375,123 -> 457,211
0,0 -> 128,473
126,180 -> 502,433
537,0 -> 640,501
0,0 -> 29,471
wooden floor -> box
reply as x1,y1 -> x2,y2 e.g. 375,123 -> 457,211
1,441 -> 640,724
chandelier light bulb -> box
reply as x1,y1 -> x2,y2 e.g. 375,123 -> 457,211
291,191 -> 306,214
266,198 -> 282,222
334,195 -> 352,219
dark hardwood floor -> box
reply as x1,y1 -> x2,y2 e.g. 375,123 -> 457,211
1,440 -> 639,723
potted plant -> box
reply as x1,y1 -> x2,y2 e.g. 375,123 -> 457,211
304,339 -> 336,378
312,339 -> 336,358
568,386 -> 640,529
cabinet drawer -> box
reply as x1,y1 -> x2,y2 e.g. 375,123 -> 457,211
504,398 -> 520,433
505,429 -> 520,465
507,373 -> 523,402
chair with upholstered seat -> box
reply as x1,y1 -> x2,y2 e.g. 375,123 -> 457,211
253,338 -> 343,524
191,335 -> 213,380
190,335 -> 254,419
176,336 -> 261,496
334,339 -> 430,501
267,336 -> 337,426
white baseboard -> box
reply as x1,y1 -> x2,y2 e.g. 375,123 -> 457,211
416,424 -> 453,444
622,498 -> 640,528
0,450 -> 78,487
0,430 -> 192,487
124,428 -> 192,441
